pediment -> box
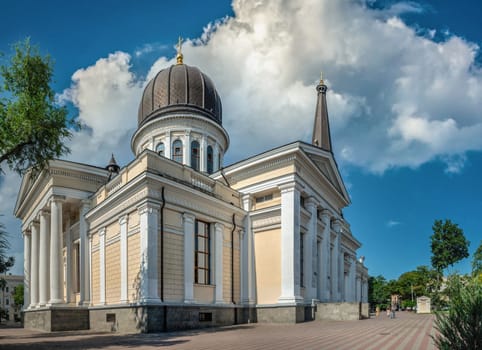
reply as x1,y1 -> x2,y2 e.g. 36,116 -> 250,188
300,144 -> 350,204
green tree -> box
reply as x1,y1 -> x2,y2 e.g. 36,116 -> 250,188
0,219 -> 14,274
0,38 -> 77,175
0,278 -> 6,323
13,284 -> 24,311
432,276 -> 482,350
430,219 -> 470,274
368,275 -> 390,308
472,241 -> 482,277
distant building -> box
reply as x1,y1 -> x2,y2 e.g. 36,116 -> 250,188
0,274 -> 23,321
15,44 -> 368,332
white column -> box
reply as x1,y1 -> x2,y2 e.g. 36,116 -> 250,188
49,196 -> 64,304
64,216 -> 72,304
305,197 -> 317,301
200,135 -> 208,173
213,144 -> 220,172
331,220 -> 341,302
79,200 -> 90,305
29,222 -> 39,308
164,132 -> 171,159
215,223 -> 224,304
138,202 -> 160,303
119,215 -> 128,303
278,183 -> 302,304
183,131 -> 191,166
320,210 -> 331,302
99,228 -> 106,305
38,209 -> 50,306
183,212 -> 195,303
241,195 -> 255,304
23,230 -> 31,309
349,256 -> 357,302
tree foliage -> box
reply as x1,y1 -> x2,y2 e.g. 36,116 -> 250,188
433,276 -> 482,350
0,219 -> 14,274
473,241 -> 482,277
13,284 -> 24,307
0,38 -> 77,175
431,219 -> 470,274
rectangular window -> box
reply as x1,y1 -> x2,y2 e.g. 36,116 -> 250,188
300,233 -> 304,288
195,220 -> 211,285
5,287 -> 8,293
255,193 -> 273,203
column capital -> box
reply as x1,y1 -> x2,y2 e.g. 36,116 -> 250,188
137,201 -> 160,215
23,229 -> 31,237
50,195 -> 66,205
98,227 -> 106,237
80,199 -> 91,208
278,181 -> 303,193
320,209 -> 331,223
331,219 -> 342,232
38,209 -> 50,218
305,196 -> 317,209
182,212 -> 195,224
29,220 -> 40,230
118,215 -> 128,225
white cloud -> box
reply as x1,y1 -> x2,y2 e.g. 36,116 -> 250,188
387,220 -> 401,228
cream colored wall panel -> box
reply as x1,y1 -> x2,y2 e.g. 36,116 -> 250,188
91,250 -> 100,305
164,209 -> 182,230
254,229 -> 281,305
106,221 -> 119,241
163,232 -> 184,301
128,210 -> 139,229
232,165 -> 295,190
105,241 -> 121,304
127,233 -> 141,301
194,285 -> 214,303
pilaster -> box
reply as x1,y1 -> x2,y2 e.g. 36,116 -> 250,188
29,222 -> 39,308
49,195 -> 64,304
320,209 -> 331,302
138,202 -> 161,303
305,197 -> 317,301
38,209 -> 50,306
79,200 -> 91,305
119,215 -> 129,303
331,219 -> 341,302
183,212 -> 195,303
23,230 -> 31,309
215,222 -> 224,304
278,182 -> 302,304
99,228 -> 106,305
183,131 -> 191,166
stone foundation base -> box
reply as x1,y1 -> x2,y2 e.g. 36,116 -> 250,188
315,302 -> 370,320
23,302 -> 369,333
24,307 -> 89,331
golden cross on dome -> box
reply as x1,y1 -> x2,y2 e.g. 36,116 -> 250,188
176,36 -> 184,65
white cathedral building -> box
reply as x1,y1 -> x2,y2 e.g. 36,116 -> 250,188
15,46 -> 368,332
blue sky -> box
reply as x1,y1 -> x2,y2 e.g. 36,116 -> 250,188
1,0 -> 482,281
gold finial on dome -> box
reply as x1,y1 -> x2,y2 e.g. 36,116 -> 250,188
176,36 -> 184,65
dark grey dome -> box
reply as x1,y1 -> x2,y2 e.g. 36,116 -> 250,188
138,64 -> 222,127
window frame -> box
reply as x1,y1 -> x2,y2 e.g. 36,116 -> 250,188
191,140 -> 200,171
194,220 -> 211,285
156,142 -> 165,157
172,139 -> 183,164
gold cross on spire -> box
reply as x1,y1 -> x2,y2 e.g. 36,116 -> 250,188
176,36 -> 184,65
320,71 -> 324,84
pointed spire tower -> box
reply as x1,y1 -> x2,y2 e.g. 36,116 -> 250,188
312,72 -> 333,153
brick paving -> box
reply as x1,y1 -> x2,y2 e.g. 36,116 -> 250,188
0,311 -> 437,350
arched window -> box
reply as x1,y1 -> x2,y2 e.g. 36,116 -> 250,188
156,142 -> 165,157
191,140 -> 200,171
207,145 -> 213,174
172,140 -> 183,164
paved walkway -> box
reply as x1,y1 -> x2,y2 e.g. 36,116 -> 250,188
0,311 -> 437,350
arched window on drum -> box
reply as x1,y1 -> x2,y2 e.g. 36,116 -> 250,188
172,140 -> 183,164
191,140 -> 200,171
156,142 -> 165,157
207,145 -> 213,174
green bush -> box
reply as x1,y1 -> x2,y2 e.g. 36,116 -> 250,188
432,278 -> 482,350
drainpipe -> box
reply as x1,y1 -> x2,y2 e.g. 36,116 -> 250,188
160,187 -> 166,330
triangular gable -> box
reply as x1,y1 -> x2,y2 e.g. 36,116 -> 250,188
300,143 -> 350,205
